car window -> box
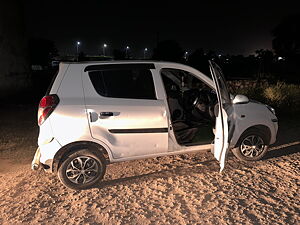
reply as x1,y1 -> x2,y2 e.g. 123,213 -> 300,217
161,68 -> 212,91
89,69 -> 156,100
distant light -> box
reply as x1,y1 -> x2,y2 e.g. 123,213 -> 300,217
278,56 -> 283,61
103,43 -> 107,48
218,54 -> 222,57
77,41 -> 81,45
184,51 -> 189,60
126,46 -> 130,49
145,48 -> 148,51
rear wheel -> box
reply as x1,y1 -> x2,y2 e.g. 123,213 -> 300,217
58,149 -> 106,190
232,129 -> 269,161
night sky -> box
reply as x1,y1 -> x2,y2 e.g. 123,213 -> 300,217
24,1 -> 299,57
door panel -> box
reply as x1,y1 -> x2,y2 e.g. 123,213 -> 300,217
209,61 -> 232,171
212,107 -> 229,171
86,98 -> 169,159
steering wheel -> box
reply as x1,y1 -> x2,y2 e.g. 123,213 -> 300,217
190,89 -> 216,122
192,96 -> 200,108
182,89 -> 199,110
193,90 -> 209,110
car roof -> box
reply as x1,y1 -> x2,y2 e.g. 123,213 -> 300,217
60,60 -> 186,68
58,60 -> 214,88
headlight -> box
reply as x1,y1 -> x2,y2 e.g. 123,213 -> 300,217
266,105 -> 276,115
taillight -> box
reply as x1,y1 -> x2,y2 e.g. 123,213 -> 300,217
38,94 -> 59,126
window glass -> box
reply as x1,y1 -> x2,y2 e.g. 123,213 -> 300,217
161,68 -> 212,91
89,69 -> 156,100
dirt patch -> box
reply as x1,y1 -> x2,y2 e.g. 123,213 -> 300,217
0,105 -> 299,224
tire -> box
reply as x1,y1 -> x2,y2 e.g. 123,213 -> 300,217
232,129 -> 269,161
58,149 -> 106,190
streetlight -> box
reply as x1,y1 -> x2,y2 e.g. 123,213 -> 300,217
184,51 -> 188,61
144,48 -> 148,59
76,41 -> 80,61
126,46 -> 130,58
103,43 -> 107,56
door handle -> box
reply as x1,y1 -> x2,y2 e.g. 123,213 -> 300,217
100,112 -> 114,117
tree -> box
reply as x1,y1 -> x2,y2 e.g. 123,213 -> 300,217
187,48 -> 210,74
152,40 -> 184,62
78,51 -> 86,61
28,38 -> 58,66
0,0 -> 29,97
255,49 -> 274,79
272,14 -> 300,58
113,49 -> 126,60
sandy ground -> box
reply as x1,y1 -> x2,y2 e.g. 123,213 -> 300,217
0,105 -> 299,225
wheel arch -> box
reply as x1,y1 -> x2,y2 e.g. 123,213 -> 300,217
52,141 -> 111,172
234,124 -> 271,148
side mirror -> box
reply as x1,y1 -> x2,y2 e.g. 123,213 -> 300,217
232,94 -> 249,104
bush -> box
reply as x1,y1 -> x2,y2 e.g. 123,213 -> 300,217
263,82 -> 300,112
233,86 -> 265,103
231,81 -> 300,113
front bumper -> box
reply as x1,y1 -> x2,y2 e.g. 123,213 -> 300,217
270,118 -> 278,145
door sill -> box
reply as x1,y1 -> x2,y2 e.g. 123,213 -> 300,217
182,141 -> 212,146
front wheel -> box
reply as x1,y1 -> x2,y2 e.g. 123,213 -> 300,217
232,129 -> 269,161
58,149 -> 106,190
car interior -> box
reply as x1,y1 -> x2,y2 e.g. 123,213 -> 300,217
161,68 -> 217,146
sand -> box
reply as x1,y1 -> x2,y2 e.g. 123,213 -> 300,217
0,106 -> 299,224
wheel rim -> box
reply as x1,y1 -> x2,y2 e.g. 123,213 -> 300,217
66,156 -> 99,184
240,135 -> 265,158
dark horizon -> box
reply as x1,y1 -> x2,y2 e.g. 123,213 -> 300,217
23,1 -> 300,57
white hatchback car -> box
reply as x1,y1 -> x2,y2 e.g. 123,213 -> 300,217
32,60 -> 278,189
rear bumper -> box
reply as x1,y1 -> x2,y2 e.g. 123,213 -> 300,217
42,159 -> 53,172
33,136 -> 61,173
31,147 -> 54,172
31,147 -> 41,170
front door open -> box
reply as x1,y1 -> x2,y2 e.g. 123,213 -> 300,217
209,60 -> 232,171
